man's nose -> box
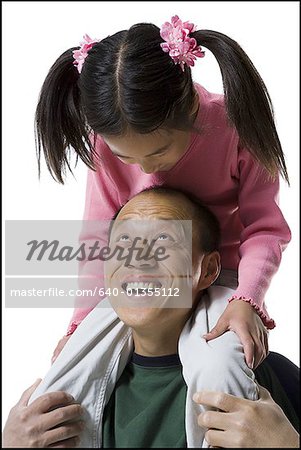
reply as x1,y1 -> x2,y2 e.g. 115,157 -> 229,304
128,241 -> 158,269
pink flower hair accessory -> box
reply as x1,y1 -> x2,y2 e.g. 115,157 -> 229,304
160,15 -> 205,71
72,34 -> 100,73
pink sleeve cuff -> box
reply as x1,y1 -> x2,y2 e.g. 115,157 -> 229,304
66,306 -> 96,335
228,295 -> 276,330
66,321 -> 80,336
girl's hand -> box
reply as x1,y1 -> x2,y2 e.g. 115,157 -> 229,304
203,299 -> 268,369
193,386 -> 300,448
2,379 -> 85,448
51,335 -> 71,364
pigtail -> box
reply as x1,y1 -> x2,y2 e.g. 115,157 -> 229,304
35,48 -> 97,184
193,30 -> 289,184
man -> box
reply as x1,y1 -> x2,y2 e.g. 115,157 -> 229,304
3,187 -> 299,448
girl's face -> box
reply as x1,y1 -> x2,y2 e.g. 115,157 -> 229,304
103,128 -> 192,173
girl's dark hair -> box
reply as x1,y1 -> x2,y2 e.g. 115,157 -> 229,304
35,23 -> 289,184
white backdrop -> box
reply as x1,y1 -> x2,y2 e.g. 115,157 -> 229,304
2,1 -> 299,424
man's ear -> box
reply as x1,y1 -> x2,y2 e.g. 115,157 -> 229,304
198,251 -> 221,290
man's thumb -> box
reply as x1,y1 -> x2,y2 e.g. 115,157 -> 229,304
18,378 -> 42,406
258,384 -> 273,402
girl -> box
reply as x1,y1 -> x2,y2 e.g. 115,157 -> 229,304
35,14 -> 290,445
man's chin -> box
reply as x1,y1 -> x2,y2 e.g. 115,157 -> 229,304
114,306 -> 167,328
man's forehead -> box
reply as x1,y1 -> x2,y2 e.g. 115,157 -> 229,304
110,218 -> 191,235
116,193 -> 194,221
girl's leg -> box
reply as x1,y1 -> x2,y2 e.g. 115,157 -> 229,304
179,286 -> 258,448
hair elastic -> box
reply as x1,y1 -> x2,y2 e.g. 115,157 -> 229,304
160,15 -> 205,71
72,34 -> 100,73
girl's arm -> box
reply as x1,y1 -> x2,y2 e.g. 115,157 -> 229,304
233,144 -> 291,329
66,137 -> 121,335
203,143 -> 291,368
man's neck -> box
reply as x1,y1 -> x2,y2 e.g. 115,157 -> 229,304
132,318 -> 187,357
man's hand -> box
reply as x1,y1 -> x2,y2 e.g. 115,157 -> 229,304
3,379 -> 85,448
203,299 -> 268,368
51,335 -> 71,364
193,386 -> 300,448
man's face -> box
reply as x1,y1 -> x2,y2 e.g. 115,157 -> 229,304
104,192 -> 210,332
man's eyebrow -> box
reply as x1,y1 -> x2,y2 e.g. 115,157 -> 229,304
112,144 -> 170,159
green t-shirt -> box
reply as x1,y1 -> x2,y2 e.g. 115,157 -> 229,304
102,353 -> 186,448
102,353 -> 299,448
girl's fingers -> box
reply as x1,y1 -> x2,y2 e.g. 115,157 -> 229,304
203,320 -> 228,341
235,328 -> 255,368
51,336 -> 70,365
263,330 -> 269,355
252,338 -> 264,369
253,331 -> 268,368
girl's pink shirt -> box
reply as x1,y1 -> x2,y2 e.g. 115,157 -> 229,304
67,83 -> 291,334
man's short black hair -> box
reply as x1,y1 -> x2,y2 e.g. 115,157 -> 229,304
110,186 -> 220,253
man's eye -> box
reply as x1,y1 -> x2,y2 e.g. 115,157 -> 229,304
156,234 -> 173,241
118,234 -> 131,241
